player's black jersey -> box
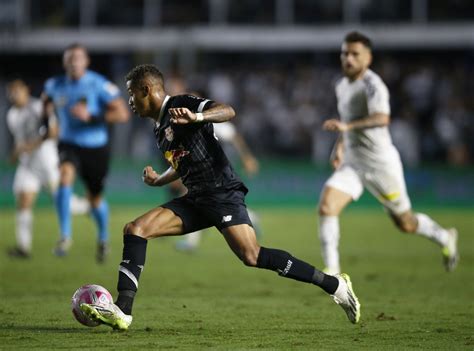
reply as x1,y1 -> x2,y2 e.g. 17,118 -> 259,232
153,94 -> 247,194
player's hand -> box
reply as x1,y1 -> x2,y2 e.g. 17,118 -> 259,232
323,119 -> 349,132
70,101 -> 92,122
142,166 -> 160,186
169,108 -> 197,125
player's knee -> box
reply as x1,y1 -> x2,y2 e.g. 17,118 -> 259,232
397,219 -> 417,233
319,202 -> 336,216
123,221 -> 144,237
241,248 -> 259,267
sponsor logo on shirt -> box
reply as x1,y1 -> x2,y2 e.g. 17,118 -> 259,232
164,149 -> 190,170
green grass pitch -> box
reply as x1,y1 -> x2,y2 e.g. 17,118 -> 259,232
0,207 -> 473,350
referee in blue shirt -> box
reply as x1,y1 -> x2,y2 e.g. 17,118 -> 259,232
43,43 -> 129,262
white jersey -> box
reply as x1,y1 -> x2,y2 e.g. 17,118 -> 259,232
328,69 -> 411,214
7,98 -> 58,171
213,122 -> 236,142
336,69 -> 398,167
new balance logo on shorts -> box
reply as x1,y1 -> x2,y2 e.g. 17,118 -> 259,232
222,215 -> 232,223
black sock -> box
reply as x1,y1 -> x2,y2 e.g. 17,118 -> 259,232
312,269 -> 339,295
116,290 -> 136,315
116,234 -> 147,315
256,247 -> 339,294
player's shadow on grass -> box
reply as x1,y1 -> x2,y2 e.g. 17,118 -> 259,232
0,325 -> 110,333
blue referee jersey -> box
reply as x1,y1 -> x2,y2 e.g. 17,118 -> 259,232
44,70 -> 121,148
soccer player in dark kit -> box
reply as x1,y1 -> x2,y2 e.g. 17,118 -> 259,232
80,64 -> 361,330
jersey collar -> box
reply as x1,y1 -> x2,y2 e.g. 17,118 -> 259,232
156,95 -> 171,127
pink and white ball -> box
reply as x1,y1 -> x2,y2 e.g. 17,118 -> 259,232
71,284 -> 113,327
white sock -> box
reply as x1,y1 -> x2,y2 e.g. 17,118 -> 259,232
415,213 -> 449,247
319,215 -> 340,273
16,209 -> 33,252
184,231 -> 202,246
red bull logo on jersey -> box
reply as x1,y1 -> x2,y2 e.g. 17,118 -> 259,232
164,149 -> 190,170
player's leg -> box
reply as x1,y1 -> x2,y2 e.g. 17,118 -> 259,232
81,206 -> 187,330
390,210 -> 458,271
9,166 -> 40,258
53,142 -> 77,256
81,144 -> 111,263
45,158 -> 89,216
53,161 -> 76,255
221,224 -> 360,324
318,165 -> 362,274
9,191 -> 37,258
365,162 -> 458,271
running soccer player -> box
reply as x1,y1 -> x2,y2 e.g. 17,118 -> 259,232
318,32 -> 459,275
43,43 -> 130,262
80,64 -> 361,330
6,79 -> 59,258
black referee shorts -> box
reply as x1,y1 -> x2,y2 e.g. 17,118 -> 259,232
162,187 -> 253,233
58,142 -> 110,196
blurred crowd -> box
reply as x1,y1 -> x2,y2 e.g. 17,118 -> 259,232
2,52 -> 473,167
156,53 -> 473,167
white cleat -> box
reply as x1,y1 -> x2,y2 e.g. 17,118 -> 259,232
442,228 -> 459,272
331,273 -> 361,324
80,302 -> 132,331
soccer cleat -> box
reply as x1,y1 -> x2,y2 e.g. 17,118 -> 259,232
331,273 -> 361,324
442,228 -> 459,272
96,242 -> 109,264
80,302 -> 132,331
7,246 -> 31,259
53,238 -> 72,257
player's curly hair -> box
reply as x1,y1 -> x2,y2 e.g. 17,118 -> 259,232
344,31 -> 372,50
125,64 -> 164,86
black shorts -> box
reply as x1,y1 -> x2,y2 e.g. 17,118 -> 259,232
58,142 -> 110,196
162,187 -> 253,233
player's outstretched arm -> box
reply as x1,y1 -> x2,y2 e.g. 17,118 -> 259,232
169,103 -> 235,125
231,133 -> 259,176
323,113 -> 389,132
142,166 -> 180,187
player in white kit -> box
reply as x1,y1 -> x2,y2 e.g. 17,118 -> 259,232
6,80 -> 88,258
318,32 -> 458,274
6,80 -> 59,257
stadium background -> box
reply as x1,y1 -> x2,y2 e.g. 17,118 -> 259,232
0,0 -> 473,209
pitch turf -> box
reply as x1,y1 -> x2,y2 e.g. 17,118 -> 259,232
0,207 -> 473,350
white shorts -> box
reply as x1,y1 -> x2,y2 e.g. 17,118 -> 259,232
325,162 -> 412,215
13,155 -> 59,194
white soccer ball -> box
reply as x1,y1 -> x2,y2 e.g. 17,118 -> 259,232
71,284 -> 113,327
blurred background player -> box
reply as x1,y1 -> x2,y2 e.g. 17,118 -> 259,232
175,120 -> 261,252
6,79 -> 89,258
6,79 -> 58,258
43,43 -> 130,262
318,32 -> 459,275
